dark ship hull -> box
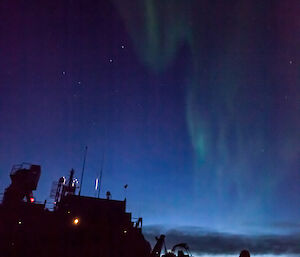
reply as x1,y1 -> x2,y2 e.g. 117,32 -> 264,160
0,195 -> 151,257
0,163 -> 151,257
0,163 -> 191,257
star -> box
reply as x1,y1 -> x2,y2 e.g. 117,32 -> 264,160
62,71 -> 66,75
109,59 -> 113,63
289,60 -> 293,64
121,45 -> 125,49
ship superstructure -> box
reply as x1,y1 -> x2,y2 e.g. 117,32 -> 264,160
0,163 -> 150,257
0,163 -> 191,257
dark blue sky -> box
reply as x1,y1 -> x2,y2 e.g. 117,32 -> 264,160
0,0 -> 299,247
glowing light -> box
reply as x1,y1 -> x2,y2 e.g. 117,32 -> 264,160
18,221 -> 22,225
30,197 -> 35,203
95,178 -> 99,190
73,218 -> 80,225
123,230 -> 127,234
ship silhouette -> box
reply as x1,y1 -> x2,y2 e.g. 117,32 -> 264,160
0,163 -> 192,257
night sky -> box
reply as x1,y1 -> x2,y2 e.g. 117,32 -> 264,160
0,0 -> 299,255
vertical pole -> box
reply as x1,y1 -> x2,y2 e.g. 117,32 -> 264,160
97,151 -> 105,198
79,146 -> 88,196
124,184 -> 128,201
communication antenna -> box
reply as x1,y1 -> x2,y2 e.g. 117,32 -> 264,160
78,146 -> 88,196
97,151 -> 105,198
124,184 -> 128,200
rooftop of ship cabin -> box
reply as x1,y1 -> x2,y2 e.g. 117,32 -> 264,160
58,194 -> 127,214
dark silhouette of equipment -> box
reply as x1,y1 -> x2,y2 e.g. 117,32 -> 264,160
171,243 -> 191,257
106,190 -> 111,199
61,169 -> 77,198
2,163 -> 41,205
135,217 -> 143,229
151,235 -> 192,257
151,235 -> 167,257
52,169 -> 78,206
240,249 -> 250,257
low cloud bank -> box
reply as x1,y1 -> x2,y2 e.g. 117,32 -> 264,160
143,225 -> 300,255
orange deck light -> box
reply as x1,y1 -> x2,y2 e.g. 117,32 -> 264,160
73,218 -> 80,225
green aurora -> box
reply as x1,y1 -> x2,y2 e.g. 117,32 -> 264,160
113,0 -> 299,225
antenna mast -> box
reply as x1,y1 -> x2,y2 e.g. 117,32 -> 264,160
97,151 -> 105,198
79,146 -> 88,196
